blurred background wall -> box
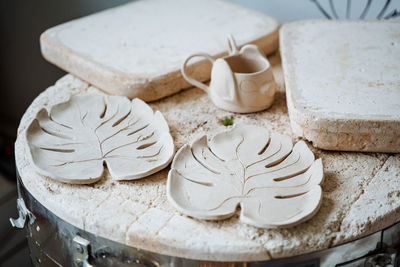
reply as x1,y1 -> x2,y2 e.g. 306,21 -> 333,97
0,0 -> 131,137
0,0 -> 399,138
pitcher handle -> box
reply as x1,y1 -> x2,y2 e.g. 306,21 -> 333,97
227,34 -> 239,54
181,53 -> 215,92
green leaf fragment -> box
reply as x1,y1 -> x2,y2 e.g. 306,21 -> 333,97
221,117 -> 234,126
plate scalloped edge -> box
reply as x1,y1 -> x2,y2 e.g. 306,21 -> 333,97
167,124 -> 324,228
25,94 -> 174,184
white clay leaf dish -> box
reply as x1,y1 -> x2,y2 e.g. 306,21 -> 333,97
26,95 -> 174,184
167,124 -> 323,228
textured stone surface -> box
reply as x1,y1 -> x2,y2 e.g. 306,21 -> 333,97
15,53 -> 398,261
280,20 -> 400,153
40,0 -> 279,101
334,155 -> 400,245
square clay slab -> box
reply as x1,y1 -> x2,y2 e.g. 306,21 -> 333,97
280,20 -> 400,153
40,0 -> 279,101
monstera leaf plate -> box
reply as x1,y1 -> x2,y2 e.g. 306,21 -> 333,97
26,95 -> 174,184
167,124 -> 323,228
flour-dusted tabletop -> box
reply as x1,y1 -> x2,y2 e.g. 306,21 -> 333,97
15,53 -> 400,261
40,0 -> 279,101
280,20 -> 400,153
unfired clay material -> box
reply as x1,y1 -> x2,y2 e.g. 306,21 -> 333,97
26,95 -> 174,184
182,36 -> 276,113
15,58 -> 400,261
168,124 -> 323,228
280,20 -> 400,153
40,0 -> 279,101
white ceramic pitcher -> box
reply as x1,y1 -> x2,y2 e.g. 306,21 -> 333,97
181,36 -> 276,113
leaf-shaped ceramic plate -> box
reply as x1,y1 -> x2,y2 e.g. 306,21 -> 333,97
167,124 -> 323,228
26,95 -> 174,184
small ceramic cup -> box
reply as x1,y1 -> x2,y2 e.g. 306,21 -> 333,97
181,35 -> 276,113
